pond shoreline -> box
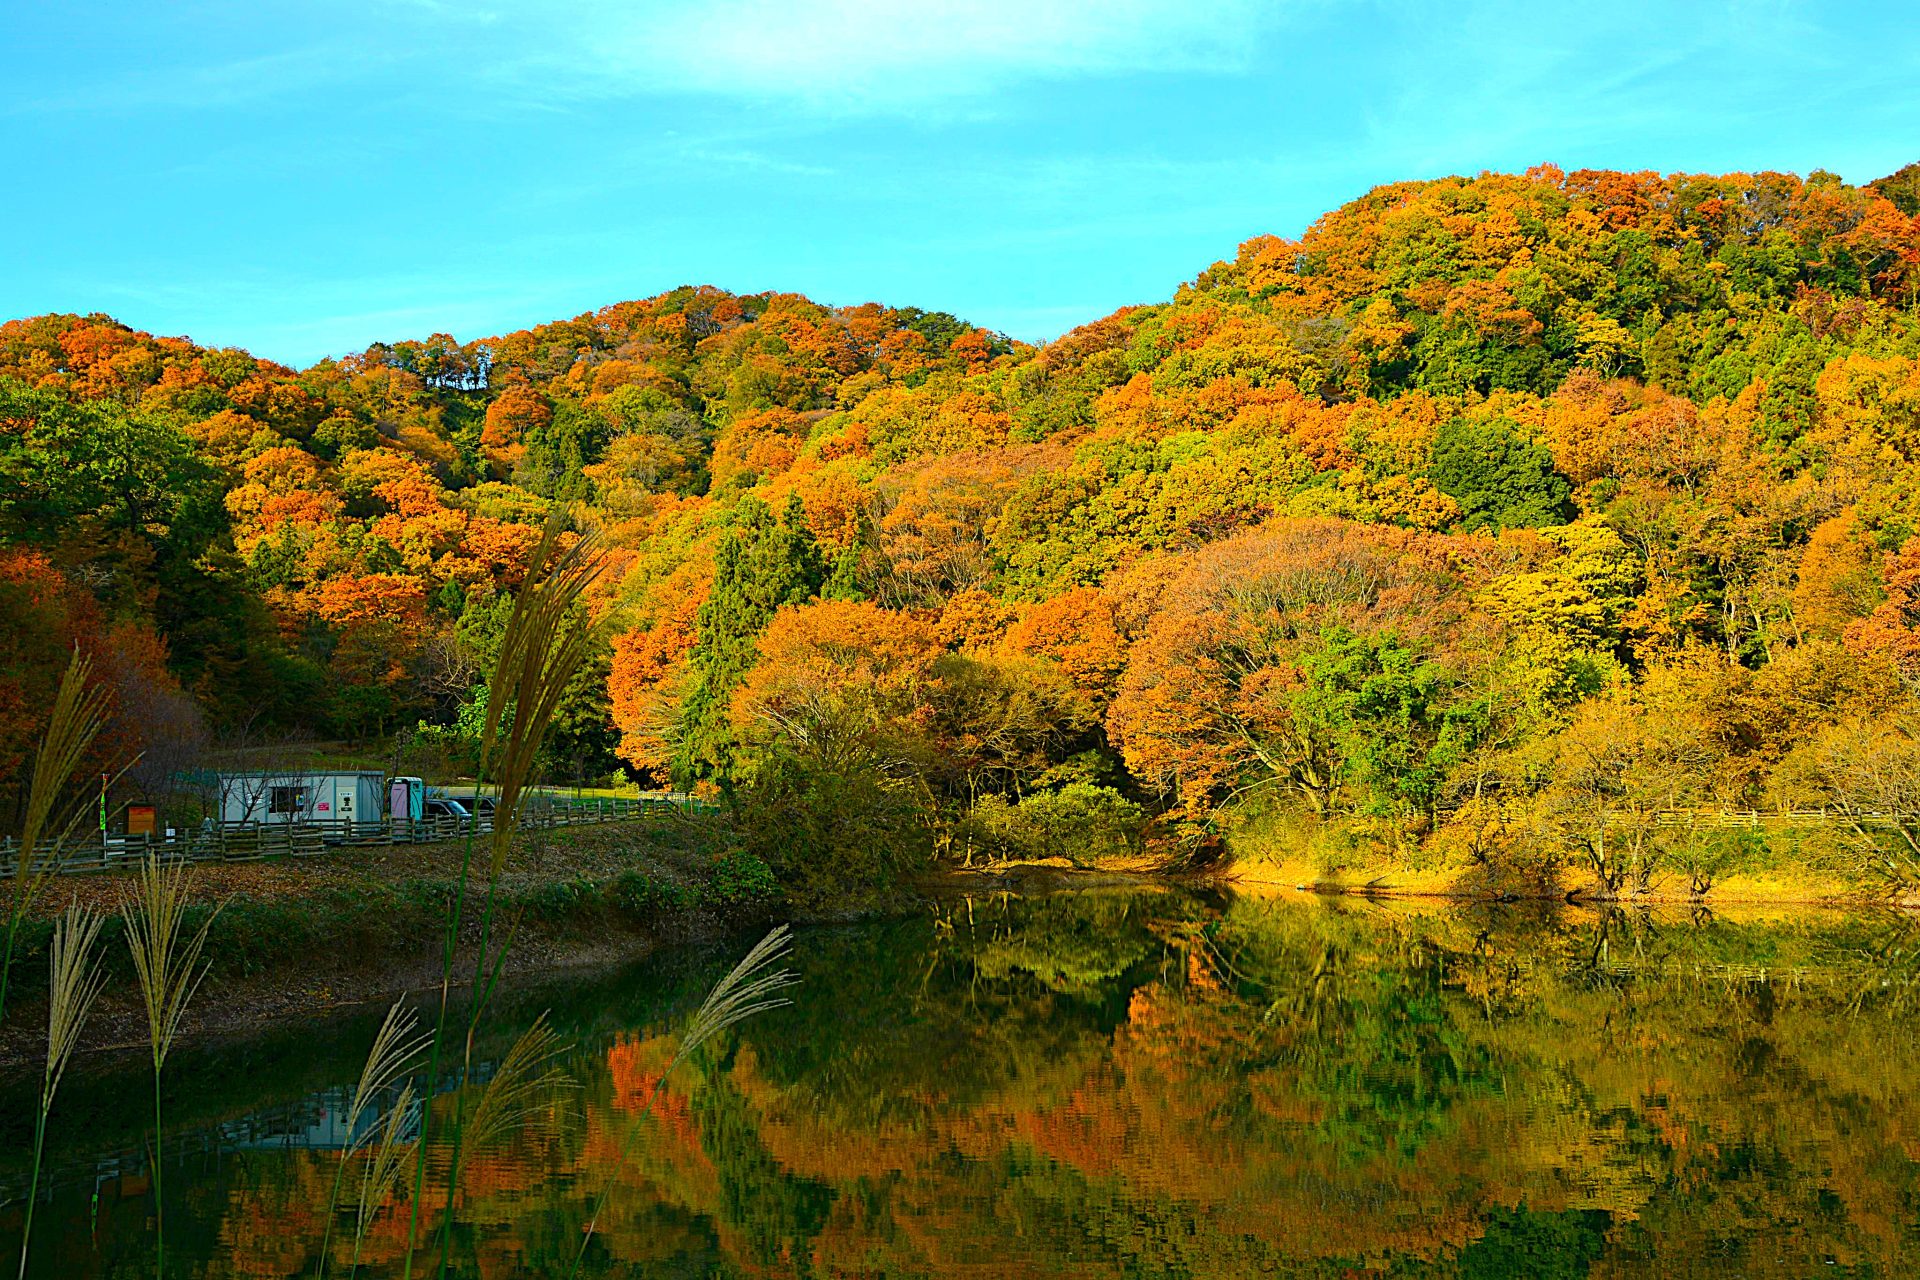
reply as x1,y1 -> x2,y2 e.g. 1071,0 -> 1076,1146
14,868 -> 1192,1074
1,861 -> 1158,1074
0,816 -> 840,1073
1217,857 -> 1920,910
5,852 -> 1912,1073
927,854 -> 1920,911
0,896 -> 791,1074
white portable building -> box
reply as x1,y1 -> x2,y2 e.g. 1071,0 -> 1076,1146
217,770 -> 386,826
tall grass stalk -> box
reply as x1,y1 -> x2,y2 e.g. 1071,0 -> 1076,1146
351,1081 -> 419,1275
123,854 -> 223,1280
460,1013 -> 575,1161
570,925 -> 798,1275
400,515 -> 603,1280
317,1000 -> 430,1279
17,905 -> 107,1280
0,650 -> 115,1023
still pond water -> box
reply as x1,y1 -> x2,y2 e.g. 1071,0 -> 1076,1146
4,886 -> 1920,1277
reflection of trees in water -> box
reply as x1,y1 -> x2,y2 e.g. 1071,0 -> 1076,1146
687,1048 -> 834,1274
586,898 -> 1920,1275
1189,900 -> 1507,1162
13,892 -> 1920,1277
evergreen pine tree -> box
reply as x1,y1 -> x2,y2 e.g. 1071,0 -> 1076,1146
674,496 -> 825,795
821,507 -> 879,603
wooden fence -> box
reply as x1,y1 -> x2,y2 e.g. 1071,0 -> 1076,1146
0,795 -> 705,878
1444,804 -> 1920,832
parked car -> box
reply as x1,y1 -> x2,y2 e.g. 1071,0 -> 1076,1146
424,797 -> 471,821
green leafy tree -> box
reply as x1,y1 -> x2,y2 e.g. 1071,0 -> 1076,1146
516,401 -> 611,500
435,591 -> 621,783
1871,161 -> 1920,214
1428,415 -> 1573,531
1294,626 -> 1470,815
0,378 -> 224,573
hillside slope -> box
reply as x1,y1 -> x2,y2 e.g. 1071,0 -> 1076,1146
6,163 -> 1920,891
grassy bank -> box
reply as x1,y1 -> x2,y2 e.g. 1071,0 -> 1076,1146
0,814 -> 790,1066
1216,807 -> 1913,907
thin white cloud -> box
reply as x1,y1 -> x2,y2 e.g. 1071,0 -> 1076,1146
10,0 -> 1278,120
522,0 -> 1273,106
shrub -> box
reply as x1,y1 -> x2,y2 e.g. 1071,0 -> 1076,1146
522,876 -> 602,920
709,849 -> 778,903
1013,784 -> 1145,863
958,784 -> 1146,866
737,750 -> 932,900
611,871 -> 695,916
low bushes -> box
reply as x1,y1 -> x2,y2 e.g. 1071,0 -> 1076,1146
737,752 -> 933,901
959,783 -> 1146,866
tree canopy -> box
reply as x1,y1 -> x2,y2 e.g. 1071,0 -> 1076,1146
6,162 -> 1920,886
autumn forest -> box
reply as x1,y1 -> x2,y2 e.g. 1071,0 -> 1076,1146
9,162 -> 1920,898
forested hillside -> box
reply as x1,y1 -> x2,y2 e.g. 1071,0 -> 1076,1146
8,162 -> 1920,893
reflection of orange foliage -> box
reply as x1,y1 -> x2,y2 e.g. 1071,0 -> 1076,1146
729,1045 -> 929,1185
213,1158 -> 331,1278
607,1033 -> 701,1150
121,928 -> 1920,1280
1184,945 -> 1221,991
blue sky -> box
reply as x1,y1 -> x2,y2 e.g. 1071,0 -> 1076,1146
3,0 -> 1917,368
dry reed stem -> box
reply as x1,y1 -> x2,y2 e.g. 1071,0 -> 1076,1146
352,1083 -> 420,1272
18,905 -> 108,1280
344,1001 -> 432,1147
462,1012 -> 576,1160
122,852 -> 225,1280
479,518 -> 606,878
40,905 -> 107,1107
572,926 -> 798,1272
17,651 -> 113,876
1,650 -> 118,1022
672,924 -> 799,1070
318,1000 -> 430,1278
123,855 -> 224,1072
